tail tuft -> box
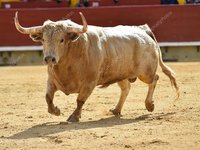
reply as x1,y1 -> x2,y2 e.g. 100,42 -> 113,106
162,66 -> 180,100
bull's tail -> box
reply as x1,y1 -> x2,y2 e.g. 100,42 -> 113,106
157,44 -> 180,99
141,24 -> 180,99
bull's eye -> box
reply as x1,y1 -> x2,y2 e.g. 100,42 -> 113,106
60,39 -> 64,43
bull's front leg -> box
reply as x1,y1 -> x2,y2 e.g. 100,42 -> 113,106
67,83 -> 96,123
46,79 -> 60,116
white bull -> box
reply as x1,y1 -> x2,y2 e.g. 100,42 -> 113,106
14,12 -> 179,122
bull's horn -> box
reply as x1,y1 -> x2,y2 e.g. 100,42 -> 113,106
68,12 -> 88,33
14,11 -> 43,34
79,12 -> 88,33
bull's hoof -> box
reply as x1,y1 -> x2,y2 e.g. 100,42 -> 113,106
110,109 -> 122,117
48,106 -> 61,116
54,106 -> 61,116
67,114 -> 80,123
145,102 -> 154,112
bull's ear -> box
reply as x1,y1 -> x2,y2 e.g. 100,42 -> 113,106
67,32 -> 80,42
29,33 -> 43,42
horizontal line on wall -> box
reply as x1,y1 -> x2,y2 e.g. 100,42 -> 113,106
0,42 -> 200,52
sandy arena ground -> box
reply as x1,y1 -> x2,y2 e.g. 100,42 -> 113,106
0,62 -> 200,150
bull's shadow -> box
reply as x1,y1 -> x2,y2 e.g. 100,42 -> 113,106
5,112 -> 175,140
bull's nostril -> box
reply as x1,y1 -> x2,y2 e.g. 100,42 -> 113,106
52,57 -> 56,62
44,57 -> 48,62
44,56 -> 56,64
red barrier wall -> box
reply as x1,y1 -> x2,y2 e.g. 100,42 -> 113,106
1,1 -> 69,9
0,5 -> 200,46
1,0 -> 160,9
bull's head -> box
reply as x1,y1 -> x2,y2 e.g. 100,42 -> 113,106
14,12 -> 88,65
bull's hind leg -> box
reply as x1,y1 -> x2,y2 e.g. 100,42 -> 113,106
110,79 -> 131,116
140,74 -> 159,112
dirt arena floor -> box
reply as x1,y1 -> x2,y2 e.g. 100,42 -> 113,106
0,62 -> 200,150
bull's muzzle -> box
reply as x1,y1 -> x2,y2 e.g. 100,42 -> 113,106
44,56 -> 56,65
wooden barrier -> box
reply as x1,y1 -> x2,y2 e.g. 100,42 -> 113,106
0,5 -> 200,46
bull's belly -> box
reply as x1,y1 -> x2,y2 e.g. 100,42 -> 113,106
97,67 -> 136,86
